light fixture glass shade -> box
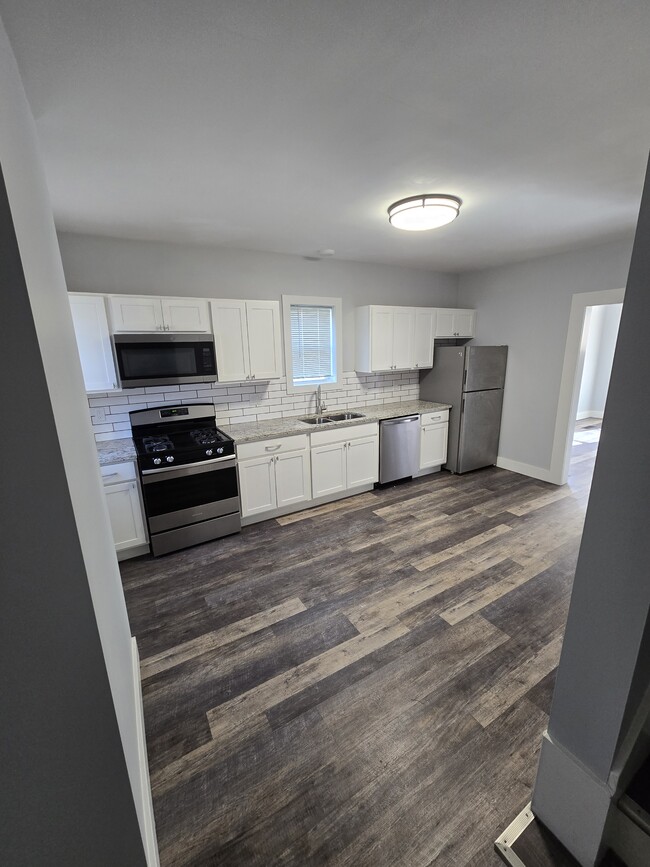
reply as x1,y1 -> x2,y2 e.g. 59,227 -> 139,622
387,194 -> 462,231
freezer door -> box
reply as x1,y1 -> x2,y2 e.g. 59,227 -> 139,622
464,345 -> 508,392
457,389 -> 504,473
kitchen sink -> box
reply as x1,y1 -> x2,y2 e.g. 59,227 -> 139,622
300,412 -> 366,425
325,412 -> 366,421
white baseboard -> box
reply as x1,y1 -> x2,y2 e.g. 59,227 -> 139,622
576,410 -> 604,420
496,456 -> 558,484
131,638 -> 160,867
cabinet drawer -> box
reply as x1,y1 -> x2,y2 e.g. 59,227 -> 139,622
310,421 -> 378,447
101,461 -> 136,485
420,410 -> 449,427
237,434 -> 309,461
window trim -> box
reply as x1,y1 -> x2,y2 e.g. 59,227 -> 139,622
281,295 -> 343,395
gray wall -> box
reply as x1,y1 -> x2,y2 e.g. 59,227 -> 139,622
0,17 -> 147,865
457,238 -> 633,474
58,231 -> 459,370
546,159 -> 650,780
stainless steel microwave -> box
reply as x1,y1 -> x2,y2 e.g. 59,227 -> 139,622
112,333 -> 218,388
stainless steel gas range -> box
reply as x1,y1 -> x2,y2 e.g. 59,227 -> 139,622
130,403 -> 240,556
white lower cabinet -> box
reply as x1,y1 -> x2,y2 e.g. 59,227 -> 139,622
419,410 -> 449,470
101,462 -> 147,552
238,435 -> 311,518
311,422 -> 379,498
275,450 -> 312,508
347,436 -> 380,488
238,455 -> 278,516
311,442 -> 347,498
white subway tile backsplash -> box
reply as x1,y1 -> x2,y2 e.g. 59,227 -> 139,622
87,370 -> 421,441
145,384 -> 180,394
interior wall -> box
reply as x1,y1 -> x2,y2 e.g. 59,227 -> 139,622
532,155 -> 650,864
577,304 -> 623,419
58,231 -> 459,371
457,238 -> 633,477
0,17 -> 148,863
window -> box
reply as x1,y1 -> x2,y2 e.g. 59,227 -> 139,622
282,295 -> 342,394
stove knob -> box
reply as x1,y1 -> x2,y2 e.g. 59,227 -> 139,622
217,447 -> 224,454
205,449 -> 213,456
166,456 -> 175,463
153,458 -> 162,466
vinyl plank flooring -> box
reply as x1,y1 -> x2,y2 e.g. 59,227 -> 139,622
118,455 -> 596,867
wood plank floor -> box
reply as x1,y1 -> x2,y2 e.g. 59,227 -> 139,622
120,422 -> 600,866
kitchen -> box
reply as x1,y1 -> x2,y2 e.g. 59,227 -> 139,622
2,1 -> 643,863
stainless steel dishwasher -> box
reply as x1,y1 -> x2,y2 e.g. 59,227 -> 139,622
379,415 -> 420,483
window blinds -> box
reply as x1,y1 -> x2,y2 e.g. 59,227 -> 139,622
290,304 -> 335,384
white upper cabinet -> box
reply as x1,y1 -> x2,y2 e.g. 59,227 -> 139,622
357,305 -> 421,373
434,308 -> 476,339
160,298 -> 212,333
368,307 -> 395,372
391,308 -> 416,370
246,301 -> 283,380
109,295 -> 211,333
211,299 -> 282,382
413,309 -> 435,369
69,294 -> 118,392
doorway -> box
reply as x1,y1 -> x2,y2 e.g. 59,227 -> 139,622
567,303 -> 623,485
549,287 -> 625,485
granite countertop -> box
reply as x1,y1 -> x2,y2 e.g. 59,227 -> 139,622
96,437 -> 138,467
96,399 -> 451,465
222,400 -> 451,445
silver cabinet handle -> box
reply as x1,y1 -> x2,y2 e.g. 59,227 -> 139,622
252,374 -> 256,380
265,444 -> 282,451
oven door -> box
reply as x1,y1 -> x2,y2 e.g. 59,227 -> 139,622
141,457 -> 239,533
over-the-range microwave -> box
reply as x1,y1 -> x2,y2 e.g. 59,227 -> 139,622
112,333 -> 218,388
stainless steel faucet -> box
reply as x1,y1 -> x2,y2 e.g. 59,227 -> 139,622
315,385 -> 327,415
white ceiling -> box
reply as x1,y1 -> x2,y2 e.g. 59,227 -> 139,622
2,0 -> 650,271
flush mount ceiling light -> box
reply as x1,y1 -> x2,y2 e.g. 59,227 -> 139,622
387,194 -> 462,231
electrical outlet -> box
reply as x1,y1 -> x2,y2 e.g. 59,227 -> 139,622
93,407 -> 107,424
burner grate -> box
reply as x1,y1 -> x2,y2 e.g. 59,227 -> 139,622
142,435 -> 174,454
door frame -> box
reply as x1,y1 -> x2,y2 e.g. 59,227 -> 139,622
549,287 -> 625,485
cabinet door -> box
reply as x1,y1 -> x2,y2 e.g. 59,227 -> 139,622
434,309 -> 457,338
413,309 -> 434,369
419,423 -> 448,470
369,307 -> 394,371
246,301 -> 282,379
69,294 -> 118,391
211,300 -> 250,382
346,435 -> 379,488
392,308 -> 415,369
109,296 -> 164,332
434,308 -> 476,338
454,310 -> 476,338
311,442 -> 347,498
161,298 -> 211,333
104,482 -> 147,551
275,450 -> 312,508
238,456 -> 277,517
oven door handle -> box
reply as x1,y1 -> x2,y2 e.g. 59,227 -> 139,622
141,455 -> 236,482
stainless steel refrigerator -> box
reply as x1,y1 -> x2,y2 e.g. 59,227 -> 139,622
419,345 -> 508,474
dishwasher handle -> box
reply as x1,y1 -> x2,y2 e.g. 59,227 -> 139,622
381,415 -> 420,425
